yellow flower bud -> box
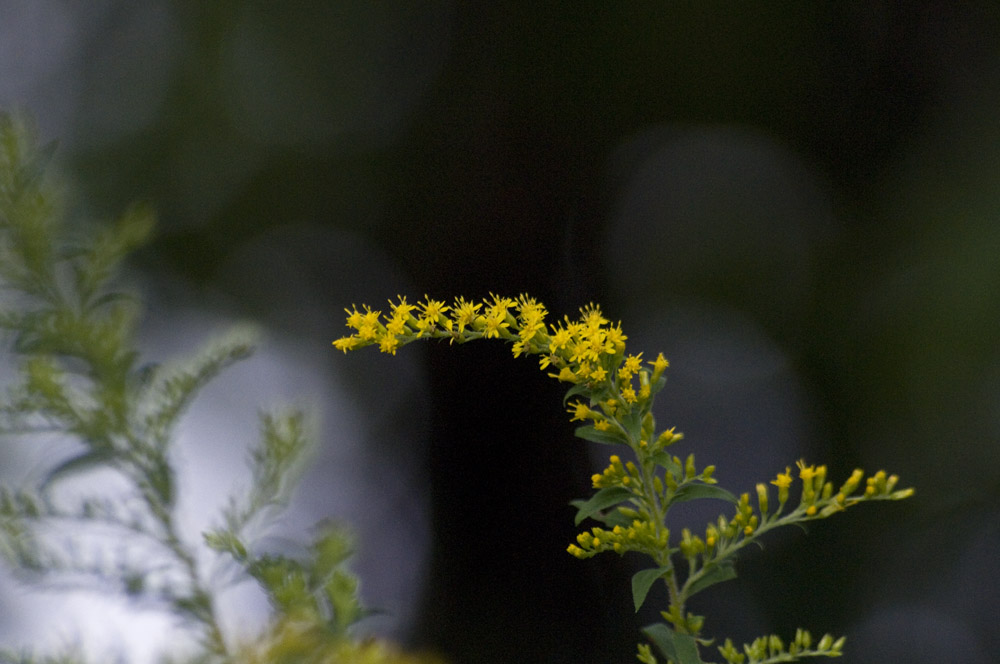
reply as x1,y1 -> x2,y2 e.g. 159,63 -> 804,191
755,483 -> 769,515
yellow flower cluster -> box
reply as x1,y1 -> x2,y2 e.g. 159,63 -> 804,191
770,460 -> 913,519
333,294 -> 669,415
717,628 -> 845,664
590,454 -> 639,489
695,461 -> 918,558
567,519 -> 669,559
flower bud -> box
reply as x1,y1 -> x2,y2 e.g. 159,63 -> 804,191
755,483 -> 769,515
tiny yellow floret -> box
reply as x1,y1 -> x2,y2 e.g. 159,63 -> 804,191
771,467 -> 793,489
568,401 -> 592,422
797,459 -> 817,482
332,337 -> 357,353
650,352 -> 669,372
451,297 -> 481,334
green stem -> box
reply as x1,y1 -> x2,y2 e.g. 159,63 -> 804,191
124,433 -> 229,656
628,420 -> 689,633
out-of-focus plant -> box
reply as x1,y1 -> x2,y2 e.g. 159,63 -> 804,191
0,112 -> 440,664
332,293 -> 914,664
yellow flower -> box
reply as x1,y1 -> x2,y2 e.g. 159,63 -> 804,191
548,326 -> 573,352
649,352 -> 669,374
623,353 -> 643,375
389,295 -> 416,320
451,296 -> 481,334
482,312 -> 509,339
357,306 -> 381,341
516,295 -> 547,341
358,321 -> 379,341
516,293 -> 546,315
419,296 -> 449,321
604,323 -> 627,353
771,467 -> 793,489
487,292 -> 515,319
567,401 -> 593,422
579,303 -> 609,330
385,316 -> 407,337
414,317 -> 434,337
332,337 -> 358,353
378,335 -> 400,355
582,331 -> 610,362
345,306 -> 364,330
549,366 -> 579,383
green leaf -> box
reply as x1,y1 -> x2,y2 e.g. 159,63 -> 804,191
203,530 -> 248,560
326,569 -> 362,632
312,527 -> 354,579
685,560 -> 737,597
142,326 -> 259,441
648,374 -> 667,396
650,451 -> 682,476
562,383 -> 593,405
642,623 -> 704,664
620,408 -> 642,439
631,566 -> 672,612
147,459 -> 175,507
572,486 -> 633,526
40,449 -> 118,490
573,425 -> 625,445
569,500 -> 633,527
670,483 -> 738,506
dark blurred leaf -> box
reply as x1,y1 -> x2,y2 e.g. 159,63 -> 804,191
643,623 -> 703,664
573,425 -> 625,445
632,565 -> 672,612
670,484 -> 737,506
686,561 -> 737,597
572,486 -> 632,526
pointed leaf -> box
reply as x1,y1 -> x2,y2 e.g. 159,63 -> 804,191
686,561 -> 737,597
631,566 -> 672,612
620,408 -> 642,439
643,624 -> 704,664
41,449 -> 118,490
562,383 -> 593,404
650,451 -> 682,476
572,486 -> 632,526
670,483 -> 738,506
569,499 -> 633,527
573,425 -> 625,445
648,375 -> 667,396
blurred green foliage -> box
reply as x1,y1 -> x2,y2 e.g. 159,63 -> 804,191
0,113 -> 439,663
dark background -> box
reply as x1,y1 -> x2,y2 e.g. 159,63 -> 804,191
2,3 -> 999,663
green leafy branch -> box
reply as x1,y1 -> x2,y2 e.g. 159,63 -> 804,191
0,112 -> 437,664
332,293 -> 914,663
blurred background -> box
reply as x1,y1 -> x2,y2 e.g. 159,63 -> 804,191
1,2 -> 999,663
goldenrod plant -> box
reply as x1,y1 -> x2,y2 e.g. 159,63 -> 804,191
0,113 -> 439,664
332,294 -> 915,664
